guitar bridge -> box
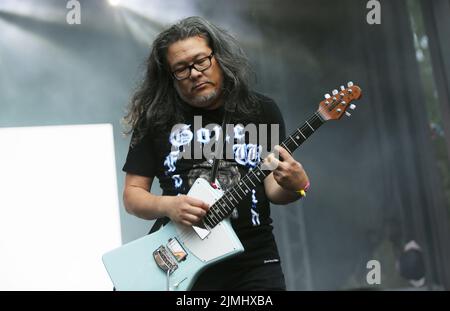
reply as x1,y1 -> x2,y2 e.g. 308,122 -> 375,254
153,245 -> 178,274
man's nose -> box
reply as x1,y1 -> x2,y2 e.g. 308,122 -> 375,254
189,67 -> 203,80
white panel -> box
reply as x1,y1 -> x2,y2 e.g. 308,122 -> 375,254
0,124 -> 122,290
177,178 -> 241,262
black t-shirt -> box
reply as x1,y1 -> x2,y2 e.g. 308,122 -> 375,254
122,92 -> 286,266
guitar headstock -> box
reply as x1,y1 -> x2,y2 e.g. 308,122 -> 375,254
317,82 -> 362,121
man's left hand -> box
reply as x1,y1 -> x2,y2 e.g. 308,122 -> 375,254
268,145 -> 309,192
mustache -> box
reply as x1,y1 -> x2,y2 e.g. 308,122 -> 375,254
191,81 -> 213,91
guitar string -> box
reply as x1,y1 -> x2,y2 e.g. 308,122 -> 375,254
175,109 -> 321,242
175,102 -> 336,242
176,93 -> 352,241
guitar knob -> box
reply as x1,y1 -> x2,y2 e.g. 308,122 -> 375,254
337,108 -> 342,113
340,85 -> 345,91
324,93 -> 331,99
345,111 -> 351,117
332,89 -> 338,96
350,104 -> 356,110
347,81 -> 354,87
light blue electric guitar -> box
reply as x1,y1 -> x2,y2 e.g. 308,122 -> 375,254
102,82 -> 362,290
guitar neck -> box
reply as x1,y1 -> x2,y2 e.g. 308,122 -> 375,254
203,111 -> 325,228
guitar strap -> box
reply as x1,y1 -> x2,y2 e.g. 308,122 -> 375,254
149,103 -> 235,234
209,109 -> 231,184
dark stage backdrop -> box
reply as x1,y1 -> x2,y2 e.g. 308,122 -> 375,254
1,0 -> 449,290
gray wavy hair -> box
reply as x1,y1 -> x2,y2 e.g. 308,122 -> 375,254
122,16 -> 259,146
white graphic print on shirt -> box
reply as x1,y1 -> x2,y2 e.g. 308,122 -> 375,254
164,123 -> 263,223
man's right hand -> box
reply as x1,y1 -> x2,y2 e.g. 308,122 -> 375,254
165,195 -> 210,227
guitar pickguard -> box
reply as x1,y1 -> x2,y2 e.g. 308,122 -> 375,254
175,178 -> 243,263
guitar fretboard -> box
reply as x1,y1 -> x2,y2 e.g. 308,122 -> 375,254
203,111 -> 325,228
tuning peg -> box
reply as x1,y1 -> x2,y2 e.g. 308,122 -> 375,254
332,89 -> 338,96
337,108 -> 342,113
350,104 -> 356,110
340,85 -> 345,91
347,81 -> 354,87
345,111 -> 351,117
340,100 -> 346,105
324,93 -> 331,99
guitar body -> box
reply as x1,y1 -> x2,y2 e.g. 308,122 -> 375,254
102,178 -> 244,291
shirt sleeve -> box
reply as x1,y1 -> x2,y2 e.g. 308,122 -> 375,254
122,130 -> 157,178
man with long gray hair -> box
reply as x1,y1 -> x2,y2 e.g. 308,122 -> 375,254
122,16 -> 309,290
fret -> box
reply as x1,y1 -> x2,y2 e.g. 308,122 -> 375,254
251,170 -> 261,183
237,183 -> 246,195
222,195 -> 234,210
216,204 -> 226,216
306,120 -> 315,132
294,133 -> 303,142
210,209 -> 221,222
280,142 -> 292,154
314,111 -> 325,123
299,124 -> 314,137
237,184 -> 245,196
221,197 -> 233,211
228,191 -> 238,203
246,176 -> 256,187
214,205 -> 225,217
240,181 -> 251,193
216,201 -> 228,214
288,135 -> 299,147
311,114 -> 324,128
254,167 -> 268,179
231,188 -> 242,200
203,212 -> 212,223
211,207 -> 226,219
296,128 -> 306,140
221,201 -> 229,213
204,217 -> 213,228
208,217 -> 217,227
207,212 -> 218,224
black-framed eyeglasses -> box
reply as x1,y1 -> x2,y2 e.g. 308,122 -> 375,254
171,52 -> 214,81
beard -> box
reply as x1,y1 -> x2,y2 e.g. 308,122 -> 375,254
190,89 -> 218,106
175,83 -> 221,109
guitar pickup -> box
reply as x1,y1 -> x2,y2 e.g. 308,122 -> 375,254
167,237 -> 188,262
